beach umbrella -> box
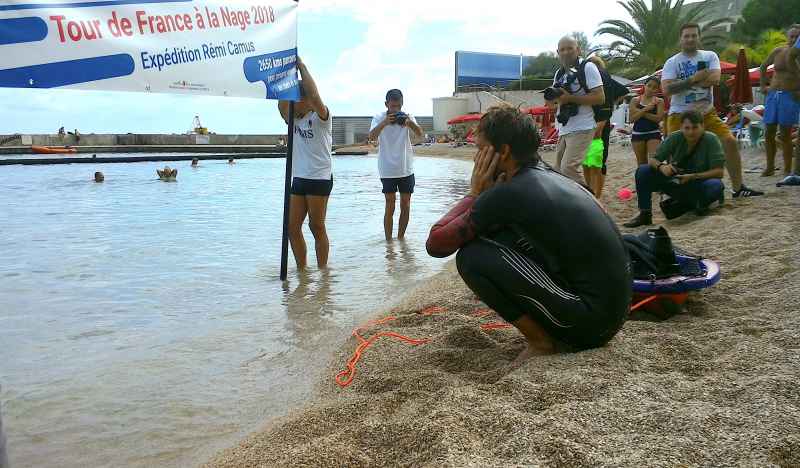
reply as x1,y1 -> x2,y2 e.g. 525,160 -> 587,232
730,48 -> 753,104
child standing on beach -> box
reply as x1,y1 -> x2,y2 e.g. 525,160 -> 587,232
278,58 -> 333,270
369,89 -> 424,241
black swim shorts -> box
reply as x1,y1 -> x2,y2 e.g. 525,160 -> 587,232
291,177 -> 333,197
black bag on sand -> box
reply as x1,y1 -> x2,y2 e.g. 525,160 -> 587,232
623,227 -> 680,280
659,196 -> 692,220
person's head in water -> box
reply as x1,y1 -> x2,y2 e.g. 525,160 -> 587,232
679,23 -> 701,54
644,76 -> 660,98
680,110 -> 705,144
228,158 -> 235,164
94,171 -> 104,182
385,89 -> 403,114
476,106 -> 541,178
191,158 -> 199,167
557,36 -> 580,68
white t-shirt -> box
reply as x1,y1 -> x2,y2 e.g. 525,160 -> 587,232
662,50 -> 721,115
552,61 -> 603,135
370,111 -> 417,178
292,110 -> 332,180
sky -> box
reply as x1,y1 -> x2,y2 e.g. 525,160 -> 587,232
0,0 -> 632,135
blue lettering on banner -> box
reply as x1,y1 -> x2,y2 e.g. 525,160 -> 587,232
242,47 -> 300,100
139,41 -> 256,72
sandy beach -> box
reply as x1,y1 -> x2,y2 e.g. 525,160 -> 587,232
205,141 -> 800,467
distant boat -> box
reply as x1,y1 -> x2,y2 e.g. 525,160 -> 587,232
31,146 -> 77,154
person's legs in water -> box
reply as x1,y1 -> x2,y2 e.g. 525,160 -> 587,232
398,192 -> 411,240
306,195 -> 330,269
288,194 -> 309,270
384,192 -> 396,241
456,239 -> 601,366
764,124 -> 779,176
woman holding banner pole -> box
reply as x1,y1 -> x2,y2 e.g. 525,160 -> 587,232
278,58 -> 333,270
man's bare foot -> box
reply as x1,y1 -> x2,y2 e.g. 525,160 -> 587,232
761,168 -> 775,177
508,342 -> 556,369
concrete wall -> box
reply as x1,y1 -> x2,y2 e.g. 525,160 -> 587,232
0,134 -> 283,147
452,90 -> 546,114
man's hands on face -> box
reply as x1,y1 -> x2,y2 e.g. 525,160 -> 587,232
469,145 -> 505,197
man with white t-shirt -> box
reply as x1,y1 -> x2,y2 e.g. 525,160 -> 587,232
661,23 -> 763,198
545,36 -> 605,183
278,58 -> 333,270
369,89 -> 424,241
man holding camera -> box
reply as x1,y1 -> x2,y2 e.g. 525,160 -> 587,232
662,23 -> 763,198
545,36 -> 606,183
624,110 -> 725,228
369,89 -> 424,241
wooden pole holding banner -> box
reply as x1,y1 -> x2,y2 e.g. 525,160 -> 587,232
280,100 -> 295,281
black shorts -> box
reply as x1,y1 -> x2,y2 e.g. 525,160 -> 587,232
291,177 -> 333,197
381,174 -> 415,194
631,132 -> 662,142
456,237 -> 627,350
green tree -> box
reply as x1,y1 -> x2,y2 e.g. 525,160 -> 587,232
523,52 -> 560,78
733,0 -> 800,43
722,30 -> 790,67
596,0 -> 731,76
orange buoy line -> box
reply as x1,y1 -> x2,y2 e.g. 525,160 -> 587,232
629,295 -> 658,312
335,316 -> 430,388
337,295 -> 671,387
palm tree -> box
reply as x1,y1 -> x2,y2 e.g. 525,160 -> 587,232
596,0 -> 731,77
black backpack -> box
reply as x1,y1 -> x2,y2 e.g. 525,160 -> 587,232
556,59 -> 630,121
623,227 -> 680,280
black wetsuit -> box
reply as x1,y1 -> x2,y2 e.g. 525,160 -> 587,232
427,163 -> 631,349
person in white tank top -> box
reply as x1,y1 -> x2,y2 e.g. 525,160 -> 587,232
278,58 -> 332,271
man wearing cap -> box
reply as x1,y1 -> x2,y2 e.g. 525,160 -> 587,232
369,89 -> 424,241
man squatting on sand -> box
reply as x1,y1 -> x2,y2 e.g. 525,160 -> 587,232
426,106 -> 630,365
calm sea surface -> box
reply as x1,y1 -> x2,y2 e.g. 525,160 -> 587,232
0,154 -> 471,467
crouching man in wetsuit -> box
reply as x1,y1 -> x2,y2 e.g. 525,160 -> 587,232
426,106 -> 631,365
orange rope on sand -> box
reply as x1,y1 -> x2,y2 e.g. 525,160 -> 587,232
420,306 -> 446,316
480,322 -> 514,330
335,316 -> 430,388
630,295 -> 658,312
472,308 -> 492,317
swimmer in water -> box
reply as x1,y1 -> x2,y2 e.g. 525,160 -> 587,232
94,171 -> 104,182
157,166 -> 177,180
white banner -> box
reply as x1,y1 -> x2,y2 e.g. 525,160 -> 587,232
0,0 -> 300,100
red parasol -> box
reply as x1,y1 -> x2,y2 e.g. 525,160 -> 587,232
730,48 -> 753,104
447,113 -> 482,125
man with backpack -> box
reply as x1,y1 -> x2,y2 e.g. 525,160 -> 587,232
545,36 -> 605,183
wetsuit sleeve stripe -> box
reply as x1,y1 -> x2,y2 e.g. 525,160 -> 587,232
426,196 -> 477,258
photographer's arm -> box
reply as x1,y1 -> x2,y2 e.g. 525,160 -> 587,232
406,118 -> 423,138
369,118 -> 389,141
561,86 -> 605,106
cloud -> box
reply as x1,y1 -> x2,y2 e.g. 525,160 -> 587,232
300,0 -> 630,116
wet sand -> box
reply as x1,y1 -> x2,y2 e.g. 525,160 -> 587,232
205,142 -> 800,467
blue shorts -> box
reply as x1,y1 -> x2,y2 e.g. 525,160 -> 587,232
763,90 -> 800,127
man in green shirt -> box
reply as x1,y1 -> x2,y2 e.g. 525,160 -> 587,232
624,110 -> 725,227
